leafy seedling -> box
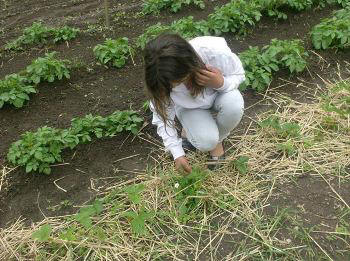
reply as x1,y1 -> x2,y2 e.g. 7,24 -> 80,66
93,37 -> 130,68
122,208 -> 154,236
32,224 -> 52,242
26,52 -> 70,84
75,200 -> 104,228
0,74 -> 36,108
233,156 -> 249,174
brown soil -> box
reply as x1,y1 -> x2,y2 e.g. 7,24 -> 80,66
0,3 -> 349,258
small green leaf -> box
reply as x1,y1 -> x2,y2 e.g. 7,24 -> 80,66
32,224 -> 52,242
233,156 -> 249,174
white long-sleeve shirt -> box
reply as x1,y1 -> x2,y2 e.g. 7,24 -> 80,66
150,36 -> 245,160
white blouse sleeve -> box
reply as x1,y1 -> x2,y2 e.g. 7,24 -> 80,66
213,51 -> 246,93
191,36 -> 246,93
150,101 -> 185,160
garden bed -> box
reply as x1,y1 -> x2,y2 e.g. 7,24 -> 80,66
0,0 -> 350,259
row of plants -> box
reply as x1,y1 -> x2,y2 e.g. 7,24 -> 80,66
141,0 -> 349,16
94,36 -> 308,92
140,0 -> 350,34
0,52 -> 70,108
136,0 -> 349,46
7,111 -> 143,174
4,22 -> 80,51
311,4 -> 350,49
142,0 -> 205,14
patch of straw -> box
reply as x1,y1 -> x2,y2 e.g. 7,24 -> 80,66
1,77 -> 350,260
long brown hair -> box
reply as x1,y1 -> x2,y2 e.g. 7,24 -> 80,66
143,33 -> 206,125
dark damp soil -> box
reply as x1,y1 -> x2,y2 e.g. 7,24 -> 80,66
0,4 -> 349,259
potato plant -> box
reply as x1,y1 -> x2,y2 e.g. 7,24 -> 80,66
239,46 -> 278,92
310,6 -> 350,49
255,0 -> 288,20
7,127 -> 69,174
52,26 -> 80,43
5,22 -> 80,51
0,74 -> 36,108
7,111 -> 143,174
137,17 -> 208,49
5,22 -> 51,51
263,39 -> 308,73
171,16 -> 209,39
136,23 -> 171,49
26,52 -> 71,84
240,39 -> 308,91
93,37 -> 130,68
207,0 -> 262,36
142,0 -> 205,15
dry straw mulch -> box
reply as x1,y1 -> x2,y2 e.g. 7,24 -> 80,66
1,77 -> 350,260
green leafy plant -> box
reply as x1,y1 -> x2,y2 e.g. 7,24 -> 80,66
259,116 -> 301,138
276,141 -> 297,156
170,16 -> 209,39
310,6 -> 350,49
142,100 -> 150,111
124,184 -> 146,204
239,39 -> 308,92
233,156 -> 249,174
136,23 -> 171,49
32,224 -> 52,242
122,208 -> 154,235
7,126 -> 69,174
285,0 -> 313,11
93,37 -> 130,68
142,0 -> 205,15
0,74 -> 36,108
5,22 -> 80,51
263,39 -> 308,73
70,114 -> 107,142
172,167 -> 207,223
5,22 -> 51,51
239,46 -> 278,92
26,52 -> 71,84
7,111 -> 143,174
256,0 -> 288,19
75,200 -> 104,228
105,110 -> 144,135
207,0 -> 262,36
52,26 -> 80,43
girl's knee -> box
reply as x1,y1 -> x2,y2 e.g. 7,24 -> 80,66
216,91 -> 244,118
191,133 -> 219,152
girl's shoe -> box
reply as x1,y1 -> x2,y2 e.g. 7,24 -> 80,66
207,141 -> 226,170
182,138 -> 197,152
207,155 -> 226,170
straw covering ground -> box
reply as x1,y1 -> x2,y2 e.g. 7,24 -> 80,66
1,67 -> 349,260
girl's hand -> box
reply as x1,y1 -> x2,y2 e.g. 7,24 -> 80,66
195,65 -> 224,89
175,156 -> 192,174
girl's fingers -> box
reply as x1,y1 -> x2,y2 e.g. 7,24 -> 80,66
195,77 -> 208,86
198,69 -> 216,77
195,72 -> 211,81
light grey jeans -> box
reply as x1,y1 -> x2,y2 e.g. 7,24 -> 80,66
175,89 -> 244,152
